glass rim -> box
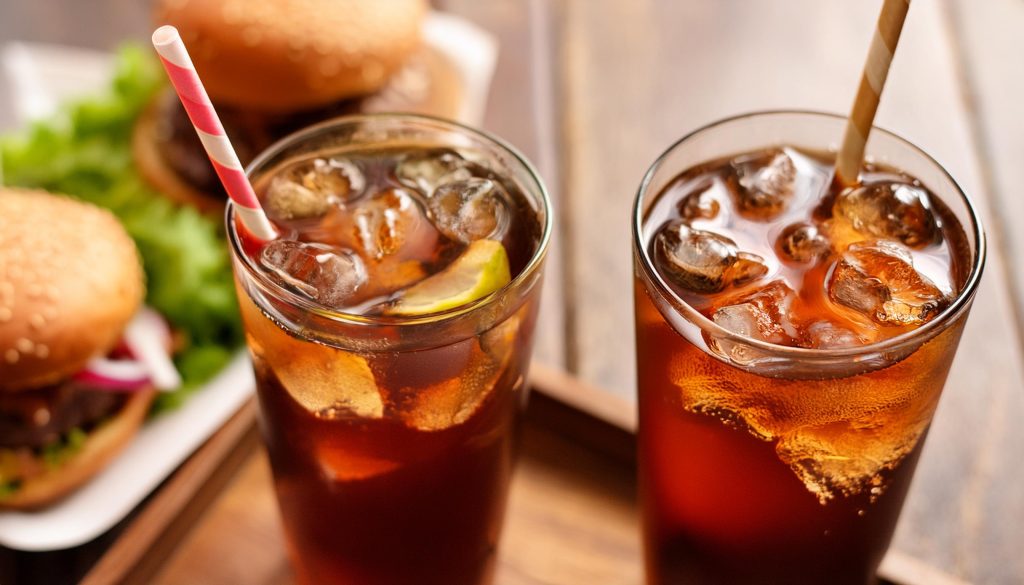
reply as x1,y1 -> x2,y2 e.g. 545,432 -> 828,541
228,112 -> 553,328
632,109 -> 987,359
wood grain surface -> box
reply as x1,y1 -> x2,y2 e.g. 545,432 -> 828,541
947,0 -> 1024,346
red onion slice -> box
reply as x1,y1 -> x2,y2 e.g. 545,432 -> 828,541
124,307 -> 182,392
74,358 -> 151,391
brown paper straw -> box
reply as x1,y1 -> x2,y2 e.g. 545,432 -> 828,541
835,0 -> 912,187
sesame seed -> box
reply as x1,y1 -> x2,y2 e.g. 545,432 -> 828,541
319,59 -> 341,76
35,344 -> 49,359
33,408 -> 51,427
0,307 -> 11,322
242,27 -> 263,47
4,349 -> 18,364
15,338 -> 33,353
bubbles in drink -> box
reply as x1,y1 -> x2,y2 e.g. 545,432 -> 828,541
429,178 -> 511,244
350,188 -> 438,261
260,239 -> 366,308
396,148 -> 474,196
654,220 -> 767,293
729,149 -> 797,219
776,222 -> 831,263
641,143 -> 970,509
712,280 -> 798,345
833,182 -> 939,248
828,240 -> 950,326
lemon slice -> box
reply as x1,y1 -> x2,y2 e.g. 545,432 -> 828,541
388,239 -> 511,316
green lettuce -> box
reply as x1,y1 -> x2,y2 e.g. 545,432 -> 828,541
42,427 -> 87,469
0,45 -> 243,412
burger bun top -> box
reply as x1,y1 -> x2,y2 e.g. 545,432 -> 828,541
0,189 -> 146,392
155,0 -> 429,112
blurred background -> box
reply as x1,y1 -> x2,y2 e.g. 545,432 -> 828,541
1,1 -> 1022,583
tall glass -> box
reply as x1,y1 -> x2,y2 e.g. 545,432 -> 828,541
228,115 -> 551,585
632,111 -> 985,584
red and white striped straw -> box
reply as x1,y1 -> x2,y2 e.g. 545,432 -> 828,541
151,25 -> 277,241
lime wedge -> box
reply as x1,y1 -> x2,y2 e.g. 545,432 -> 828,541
388,239 -> 511,316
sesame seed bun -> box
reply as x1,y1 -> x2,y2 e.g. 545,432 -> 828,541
0,189 -> 146,392
155,0 -> 429,112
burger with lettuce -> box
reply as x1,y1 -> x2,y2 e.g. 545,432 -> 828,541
0,49 -> 244,508
0,189 -> 182,508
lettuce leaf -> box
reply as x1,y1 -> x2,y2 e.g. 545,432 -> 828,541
0,46 -> 243,413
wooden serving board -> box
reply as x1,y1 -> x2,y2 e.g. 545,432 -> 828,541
0,365 -> 966,585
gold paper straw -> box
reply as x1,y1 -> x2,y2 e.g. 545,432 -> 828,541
835,0 -> 912,187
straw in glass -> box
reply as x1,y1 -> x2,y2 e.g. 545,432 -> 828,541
834,0 -> 912,188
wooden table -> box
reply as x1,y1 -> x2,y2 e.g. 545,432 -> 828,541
2,1 -> 1023,583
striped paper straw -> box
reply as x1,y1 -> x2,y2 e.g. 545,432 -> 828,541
835,0 -> 911,188
151,25 -> 277,241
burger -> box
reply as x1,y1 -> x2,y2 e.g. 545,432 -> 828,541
0,189 -> 169,509
133,0 -> 462,213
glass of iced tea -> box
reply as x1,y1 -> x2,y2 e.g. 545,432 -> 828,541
632,111 -> 985,584
227,114 -> 550,585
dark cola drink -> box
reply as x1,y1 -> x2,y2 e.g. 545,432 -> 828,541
633,113 -> 983,585
229,116 -> 550,585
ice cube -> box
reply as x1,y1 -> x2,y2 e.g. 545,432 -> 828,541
264,179 -> 333,221
732,252 -> 770,284
316,445 -> 399,482
249,340 -> 383,420
351,188 -> 438,260
264,158 -> 364,220
776,222 -> 831,263
260,239 -> 366,308
302,157 -> 365,201
833,182 -> 940,248
370,337 -> 476,392
428,178 -> 511,244
282,352 -> 382,420
395,149 -> 474,196
654,221 -> 768,292
712,280 -> 798,345
827,240 -> 950,326
805,321 -> 864,349
480,311 -> 523,360
398,341 -> 508,431
730,149 -> 796,219
678,183 -> 721,222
